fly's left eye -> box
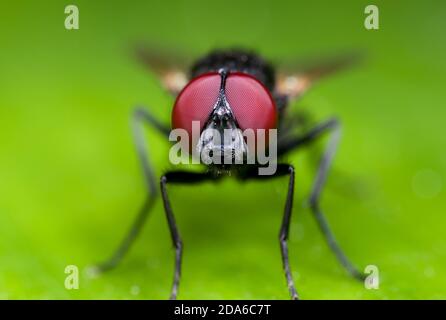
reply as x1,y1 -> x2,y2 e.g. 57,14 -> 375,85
225,73 -> 277,133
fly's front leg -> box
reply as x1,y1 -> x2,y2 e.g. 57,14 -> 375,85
159,171 -> 214,300
90,107 -> 170,274
240,164 -> 298,300
278,118 -> 364,281
278,164 -> 298,300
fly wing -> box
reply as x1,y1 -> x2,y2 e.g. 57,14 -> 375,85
275,51 -> 364,100
135,43 -> 194,95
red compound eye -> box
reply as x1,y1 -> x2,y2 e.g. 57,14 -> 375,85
225,72 -> 277,132
172,72 -> 277,136
172,73 -> 220,136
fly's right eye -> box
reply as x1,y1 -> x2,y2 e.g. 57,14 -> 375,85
172,73 -> 221,136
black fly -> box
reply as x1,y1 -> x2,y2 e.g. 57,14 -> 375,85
90,47 -> 364,300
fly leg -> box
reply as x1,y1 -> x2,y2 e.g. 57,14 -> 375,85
90,107 -> 170,274
239,164 -> 298,300
159,171 -> 214,299
278,118 -> 364,281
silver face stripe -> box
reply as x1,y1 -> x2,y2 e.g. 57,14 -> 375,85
196,69 -> 248,165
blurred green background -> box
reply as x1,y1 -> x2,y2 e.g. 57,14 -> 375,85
0,0 -> 445,299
